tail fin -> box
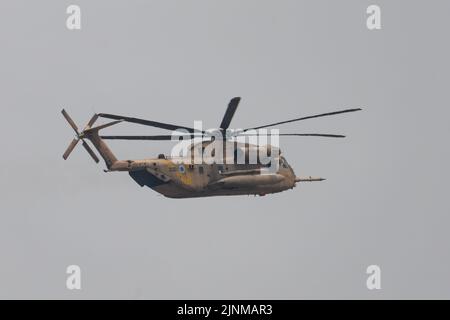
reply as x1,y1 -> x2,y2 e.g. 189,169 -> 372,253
61,109 -> 122,169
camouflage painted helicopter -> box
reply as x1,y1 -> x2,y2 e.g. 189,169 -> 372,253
61,97 -> 361,198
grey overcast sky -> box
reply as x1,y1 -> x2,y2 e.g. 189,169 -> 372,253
0,0 -> 449,299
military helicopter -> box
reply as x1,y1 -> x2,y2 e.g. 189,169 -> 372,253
61,97 -> 361,198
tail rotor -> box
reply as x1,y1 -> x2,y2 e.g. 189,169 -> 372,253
61,109 -> 100,163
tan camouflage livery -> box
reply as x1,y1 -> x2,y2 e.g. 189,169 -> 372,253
61,97 -> 361,198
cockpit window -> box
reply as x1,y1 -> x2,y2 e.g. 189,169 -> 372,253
280,157 -> 289,168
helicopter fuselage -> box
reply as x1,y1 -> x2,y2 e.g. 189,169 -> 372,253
123,155 -> 297,198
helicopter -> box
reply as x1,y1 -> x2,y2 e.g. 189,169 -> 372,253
61,97 -> 361,198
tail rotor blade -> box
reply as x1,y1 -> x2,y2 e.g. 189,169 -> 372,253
63,138 -> 79,160
82,140 -> 100,163
84,114 -> 99,130
61,109 -> 79,135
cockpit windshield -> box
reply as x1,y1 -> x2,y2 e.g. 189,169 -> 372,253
279,156 -> 289,168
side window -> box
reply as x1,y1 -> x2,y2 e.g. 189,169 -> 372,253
199,166 -> 204,174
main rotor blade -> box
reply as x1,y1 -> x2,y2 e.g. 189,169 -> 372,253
244,108 -> 362,131
62,138 -> 79,160
101,132 -> 345,140
237,133 -> 346,138
100,134 -> 194,140
87,119 -> 123,132
61,109 -> 79,135
82,140 -> 100,163
98,113 -> 202,134
220,97 -> 241,130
